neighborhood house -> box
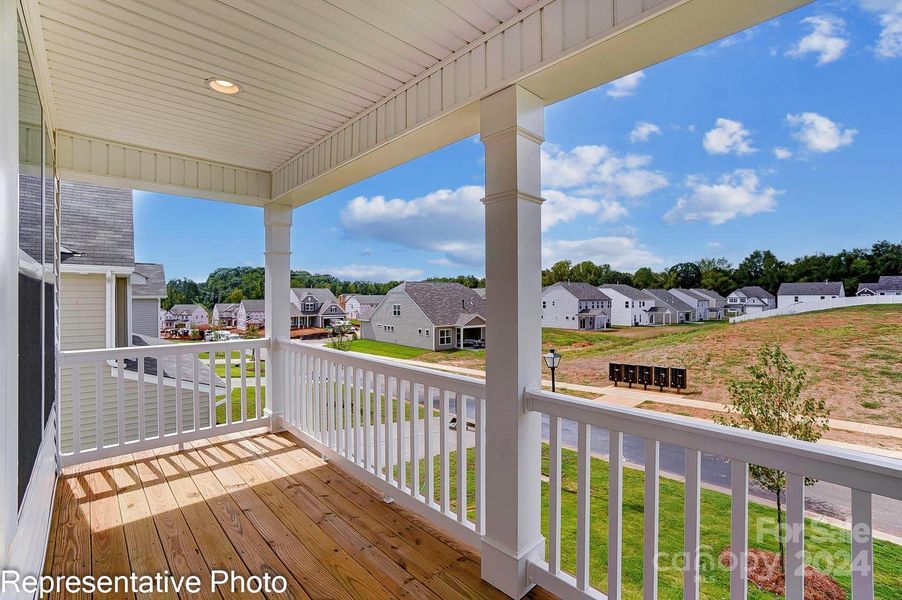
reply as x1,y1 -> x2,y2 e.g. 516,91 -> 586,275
340,294 -> 384,320
643,289 -> 698,324
361,282 -> 485,350
167,304 -> 209,328
725,286 -> 775,316
290,288 -> 346,328
669,288 -> 711,321
541,282 -> 610,330
690,288 -> 727,320
597,284 -> 653,326
212,302 -> 239,327
237,299 -> 265,331
777,281 -> 845,308
857,275 -> 902,296
130,262 -> 166,337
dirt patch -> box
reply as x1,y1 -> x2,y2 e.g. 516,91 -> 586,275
720,547 -> 846,600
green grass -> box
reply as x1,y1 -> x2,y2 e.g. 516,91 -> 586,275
399,444 -> 901,599
346,339 -> 431,359
199,350 -> 242,360
215,386 -> 265,424
214,360 -> 265,378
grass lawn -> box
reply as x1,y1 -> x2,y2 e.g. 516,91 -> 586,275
214,359 -> 265,379
199,350 -> 242,360
216,386 -> 265,424
346,339 -> 431,359
401,444 -> 901,599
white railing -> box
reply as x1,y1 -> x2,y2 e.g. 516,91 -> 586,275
58,338 -> 269,467
525,387 -> 902,600
730,294 -> 901,323
277,340 -> 487,547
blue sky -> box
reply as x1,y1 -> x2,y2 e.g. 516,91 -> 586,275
135,1 -> 902,282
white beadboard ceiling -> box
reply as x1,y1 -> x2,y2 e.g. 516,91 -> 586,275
36,0 -> 537,172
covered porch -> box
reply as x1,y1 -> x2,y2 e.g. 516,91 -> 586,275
6,1 -> 900,600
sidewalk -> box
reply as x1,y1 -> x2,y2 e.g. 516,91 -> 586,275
389,356 -> 902,450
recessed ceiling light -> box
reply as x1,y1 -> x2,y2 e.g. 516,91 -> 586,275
206,77 -> 240,95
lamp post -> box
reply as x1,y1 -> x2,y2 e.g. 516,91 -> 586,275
543,348 -> 562,392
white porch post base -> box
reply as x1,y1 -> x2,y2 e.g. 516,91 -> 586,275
479,84 -> 545,599
264,204 -> 292,431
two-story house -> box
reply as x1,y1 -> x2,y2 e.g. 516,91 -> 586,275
290,288 -> 346,328
236,299 -> 265,331
669,288 -> 711,321
725,286 -> 775,315
856,275 -> 902,296
541,282 -> 610,330
643,289 -> 697,323
777,282 -> 845,308
341,294 -> 385,320
131,262 -> 166,337
690,288 -> 727,319
597,284 -> 653,326
212,302 -> 239,327
168,303 -> 209,328
361,282 -> 485,350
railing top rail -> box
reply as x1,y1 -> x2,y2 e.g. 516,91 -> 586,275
527,387 -> 902,500
60,337 -> 270,364
278,338 -> 487,398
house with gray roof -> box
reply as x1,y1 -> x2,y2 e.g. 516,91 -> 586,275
361,282 -> 485,350
856,275 -> 902,296
340,294 -> 385,320
777,282 -> 845,308
542,282 -> 611,330
598,283 -> 655,326
691,288 -> 727,319
669,288 -> 712,321
290,288 -> 346,328
131,263 -> 166,337
643,289 -> 698,324
212,303 -> 239,327
237,299 -> 265,331
168,304 -> 209,328
726,286 -> 775,315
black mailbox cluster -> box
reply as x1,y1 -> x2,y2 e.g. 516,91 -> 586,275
609,363 -> 687,392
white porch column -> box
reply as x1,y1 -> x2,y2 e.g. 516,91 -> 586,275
480,85 -> 545,599
264,204 -> 292,430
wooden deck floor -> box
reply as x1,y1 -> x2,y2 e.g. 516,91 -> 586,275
45,430 -> 556,599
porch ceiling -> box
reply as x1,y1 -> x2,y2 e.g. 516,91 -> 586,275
25,0 -> 811,206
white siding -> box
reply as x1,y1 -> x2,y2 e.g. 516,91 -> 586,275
360,290 -> 434,350
132,297 -> 159,336
542,287 -> 578,329
60,273 -> 106,350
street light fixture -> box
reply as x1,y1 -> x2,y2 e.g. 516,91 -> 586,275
543,348 -> 562,392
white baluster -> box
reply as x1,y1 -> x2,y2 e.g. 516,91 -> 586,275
96,361 -> 103,448
208,351 -> 216,429
609,430 -> 623,600
785,472 -> 805,599
175,354 -> 183,436
576,423 -> 591,591
374,374 -> 384,478
411,383 -> 421,501
851,489 -> 874,600
385,377 -> 395,484
548,415 -> 562,575
224,351 -> 232,426
643,439 -> 659,600
474,395 -> 485,535
730,460 -> 748,600
344,364 -> 352,459
684,449 -> 701,600
397,379 -> 407,493
255,348 -> 262,421
137,356 -> 145,442
364,370 -> 373,472
117,357 -> 125,446
193,353 -> 200,432
439,389 -> 450,515
424,386 -> 435,507
72,366 -> 81,457
456,394 -> 467,524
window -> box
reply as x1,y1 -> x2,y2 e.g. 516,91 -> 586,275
418,329 -> 422,335
393,304 -> 400,316
439,329 -> 452,345
426,329 -> 431,336
625,301 -> 629,308
794,296 -> 799,302
820,296 -> 825,300
542,301 -> 546,309
304,302 -> 315,311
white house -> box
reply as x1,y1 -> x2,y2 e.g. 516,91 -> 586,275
290,288 -> 346,328
541,282 -> 610,330
341,294 -> 384,320
691,288 -> 727,319
669,288 -> 711,321
236,299 -> 265,331
212,302 -> 239,327
857,275 -> 902,296
131,262 -> 166,337
725,286 -> 775,316
777,282 -> 845,308
598,284 -> 652,326
168,304 -> 209,328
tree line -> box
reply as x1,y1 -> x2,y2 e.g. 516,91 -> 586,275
163,241 -> 899,309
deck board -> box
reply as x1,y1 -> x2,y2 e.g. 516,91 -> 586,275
47,431 -> 556,600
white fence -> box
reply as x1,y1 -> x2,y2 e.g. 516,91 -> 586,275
58,338 -> 268,467
730,294 -> 902,323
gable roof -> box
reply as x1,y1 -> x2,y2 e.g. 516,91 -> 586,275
643,289 -> 696,313
132,263 -> 166,297
474,288 -> 486,298
292,288 -> 338,304
731,286 -> 775,300
598,283 -> 645,300
60,180 -> 135,267
240,299 -> 266,312
348,294 -> 385,305
545,282 -> 611,302
213,303 -> 238,314
397,282 -> 485,327
670,288 -> 711,303
169,304 -> 207,316
777,282 -> 844,296
691,288 -> 727,307
879,275 -> 902,288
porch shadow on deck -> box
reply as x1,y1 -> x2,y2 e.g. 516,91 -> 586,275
45,430 -> 557,599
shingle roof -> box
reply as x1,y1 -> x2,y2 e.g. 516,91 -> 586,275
736,286 -> 775,300
644,289 -> 696,313
60,180 -> 134,267
474,288 -> 486,298
691,288 -> 727,307
777,282 -> 844,296
547,282 -> 611,302
132,263 -> 166,297
240,299 -> 266,312
399,282 -> 485,326
671,288 -> 711,303
169,304 -> 207,316
879,275 -> 902,287
292,288 -> 338,304
214,303 -> 239,315
598,283 -> 645,300
350,294 -> 385,305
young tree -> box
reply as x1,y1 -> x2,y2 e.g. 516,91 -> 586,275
327,321 -> 355,351
714,344 -> 829,565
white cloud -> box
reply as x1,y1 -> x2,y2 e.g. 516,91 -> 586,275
703,118 -> 756,155
786,112 -> 857,153
324,264 -> 423,282
606,71 -> 644,98
542,236 -> 663,270
665,169 -> 781,225
541,145 -> 668,198
541,189 -> 627,231
787,15 -> 849,65
861,0 -> 902,58
773,147 -> 793,159
427,257 -> 454,267
706,241 -> 723,249
629,121 -> 661,143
